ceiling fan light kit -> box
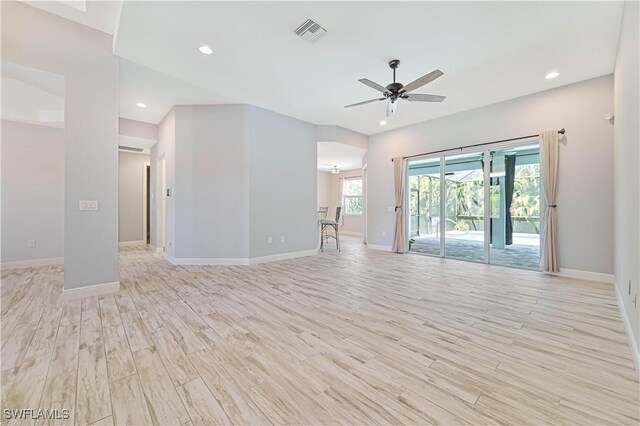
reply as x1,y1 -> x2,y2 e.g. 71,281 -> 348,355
345,59 -> 446,117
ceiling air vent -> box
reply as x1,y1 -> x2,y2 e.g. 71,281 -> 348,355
293,19 -> 327,44
118,145 -> 144,152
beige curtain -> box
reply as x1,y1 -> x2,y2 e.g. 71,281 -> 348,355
391,157 -> 407,253
540,130 -> 560,272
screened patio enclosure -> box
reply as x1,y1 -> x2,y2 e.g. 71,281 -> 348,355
407,143 -> 541,270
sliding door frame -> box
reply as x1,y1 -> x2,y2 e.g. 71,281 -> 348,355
405,136 -> 540,266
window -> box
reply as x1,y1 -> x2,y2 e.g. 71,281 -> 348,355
342,177 -> 363,215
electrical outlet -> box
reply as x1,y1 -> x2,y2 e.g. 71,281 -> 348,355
27,239 -> 36,248
382,230 -> 386,237
280,236 -> 285,243
268,237 -> 273,244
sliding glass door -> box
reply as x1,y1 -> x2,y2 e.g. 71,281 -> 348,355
488,144 -> 541,269
408,157 -> 441,256
407,140 -> 541,270
444,152 -> 485,263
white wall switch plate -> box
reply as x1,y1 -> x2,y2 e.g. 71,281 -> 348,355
79,200 -> 99,211
27,239 -> 36,248
387,206 -> 394,212
280,236 -> 285,242
268,237 -> 273,244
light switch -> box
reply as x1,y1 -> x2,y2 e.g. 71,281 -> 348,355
79,200 -> 99,211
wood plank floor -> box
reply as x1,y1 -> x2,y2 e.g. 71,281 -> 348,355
1,237 -> 638,425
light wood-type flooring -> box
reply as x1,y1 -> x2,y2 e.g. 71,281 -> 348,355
1,237 -> 639,425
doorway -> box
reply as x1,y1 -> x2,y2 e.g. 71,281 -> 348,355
407,140 -> 541,270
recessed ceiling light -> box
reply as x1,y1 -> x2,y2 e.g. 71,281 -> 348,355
199,44 -> 213,55
380,120 -> 387,126
136,102 -> 147,108
545,71 -> 559,80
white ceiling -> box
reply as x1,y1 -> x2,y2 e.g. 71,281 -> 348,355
21,0 -> 122,34
20,2 -> 624,135
119,59 -> 227,123
111,1 -> 624,134
317,142 -> 366,172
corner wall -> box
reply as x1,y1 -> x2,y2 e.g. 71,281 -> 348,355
613,0 -> 639,368
2,2 -> 119,290
249,106 -> 317,258
367,75 -> 615,276
174,105 -> 250,260
151,105 -> 317,263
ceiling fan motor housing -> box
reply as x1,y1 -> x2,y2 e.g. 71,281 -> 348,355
385,82 -> 404,99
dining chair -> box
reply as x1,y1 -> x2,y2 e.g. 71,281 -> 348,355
320,207 -> 341,252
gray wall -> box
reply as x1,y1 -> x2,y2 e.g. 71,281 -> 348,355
249,106 -> 317,258
1,120 -> 64,263
368,75 -> 614,274
317,125 -> 368,150
317,171 -> 332,210
118,151 -> 149,243
174,105 -> 250,259
150,104 -> 317,261
119,117 -> 158,140
613,1 -> 639,353
3,2 -> 119,289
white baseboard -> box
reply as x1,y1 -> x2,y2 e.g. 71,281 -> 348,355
339,231 -> 362,236
552,268 -> 614,284
615,280 -> 640,374
367,244 -> 392,252
118,240 -> 144,247
249,249 -> 317,265
150,245 -> 164,254
1,257 -> 63,270
165,249 -> 318,266
165,255 -> 249,266
61,281 -> 120,300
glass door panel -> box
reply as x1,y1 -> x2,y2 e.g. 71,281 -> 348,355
444,152 -> 485,263
489,144 -> 541,269
407,157 -> 441,256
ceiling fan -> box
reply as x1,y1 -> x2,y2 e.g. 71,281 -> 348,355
344,59 -> 445,117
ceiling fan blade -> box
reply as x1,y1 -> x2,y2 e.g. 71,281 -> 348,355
402,69 -> 444,93
344,98 -> 385,108
358,78 -> 391,94
404,93 -> 446,102
386,99 -> 397,117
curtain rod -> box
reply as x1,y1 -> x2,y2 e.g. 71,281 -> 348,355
392,128 -> 565,162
